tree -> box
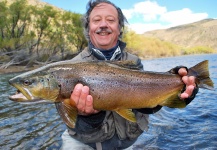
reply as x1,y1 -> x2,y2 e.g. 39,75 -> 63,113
32,5 -> 57,58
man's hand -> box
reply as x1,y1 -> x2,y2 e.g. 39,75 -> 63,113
178,68 -> 196,99
70,83 -> 99,115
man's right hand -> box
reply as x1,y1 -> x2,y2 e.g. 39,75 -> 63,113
70,83 -> 99,115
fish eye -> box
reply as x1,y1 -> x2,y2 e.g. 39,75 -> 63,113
23,80 -> 31,86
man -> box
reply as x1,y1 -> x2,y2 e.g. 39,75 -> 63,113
61,0 -> 198,150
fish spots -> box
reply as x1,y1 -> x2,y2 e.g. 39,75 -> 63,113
40,79 -> 44,83
109,72 -> 116,76
50,75 -> 55,79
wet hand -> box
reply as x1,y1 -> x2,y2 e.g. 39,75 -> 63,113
70,83 -> 99,115
178,68 -> 196,99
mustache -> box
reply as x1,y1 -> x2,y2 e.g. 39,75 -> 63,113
95,28 -> 112,34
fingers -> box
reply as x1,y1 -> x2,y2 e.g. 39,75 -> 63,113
180,85 -> 195,99
180,75 -> 196,99
70,83 -> 98,115
86,95 -> 99,114
71,83 -> 84,106
182,76 -> 196,87
178,68 -> 187,76
77,86 -> 90,112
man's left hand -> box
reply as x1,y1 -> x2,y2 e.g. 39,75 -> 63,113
178,68 -> 196,99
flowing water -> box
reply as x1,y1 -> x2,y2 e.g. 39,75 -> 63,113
0,54 -> 216,150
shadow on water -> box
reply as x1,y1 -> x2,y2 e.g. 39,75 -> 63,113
0,54 -> 216,149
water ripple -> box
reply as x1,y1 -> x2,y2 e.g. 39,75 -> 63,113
0,54 -> 216,149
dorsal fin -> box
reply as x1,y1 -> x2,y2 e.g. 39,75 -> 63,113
106,60 -> 141,70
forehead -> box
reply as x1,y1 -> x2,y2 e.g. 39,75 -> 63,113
90,3 -> 118,18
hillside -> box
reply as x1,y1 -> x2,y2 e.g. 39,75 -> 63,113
0,0 -> 63,11
143,19 -> 217,51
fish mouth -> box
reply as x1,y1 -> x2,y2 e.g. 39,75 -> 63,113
9,89 -> 31,102
9,89 -> 48,104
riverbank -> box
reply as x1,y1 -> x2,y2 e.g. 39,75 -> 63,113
0,65 -> 40,74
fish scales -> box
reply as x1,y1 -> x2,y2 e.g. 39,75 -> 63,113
8,60 -> 214,128
48,62 -> 183,109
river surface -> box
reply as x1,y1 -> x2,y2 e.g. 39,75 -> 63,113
0,54 -> 216,150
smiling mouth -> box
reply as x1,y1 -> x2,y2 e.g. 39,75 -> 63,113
97,32 -> 111,36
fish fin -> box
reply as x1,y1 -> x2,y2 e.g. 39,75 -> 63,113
55,99 -> 78,128
115,109 -> 137,122
188,60 -> 214,90
107,60 -> 141,70
161,96 -> 187,108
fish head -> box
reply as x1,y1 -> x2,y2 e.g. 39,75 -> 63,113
8,69 -> 60,103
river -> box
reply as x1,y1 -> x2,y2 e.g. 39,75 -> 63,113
0,54 -> 216,150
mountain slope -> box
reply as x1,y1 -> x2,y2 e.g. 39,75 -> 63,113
143,19 -> 217,50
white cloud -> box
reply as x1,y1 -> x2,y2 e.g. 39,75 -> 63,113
160,8 -> 208,27
127,23 -> 167,34
122,1 -> 209,34
122,9 -> 134,20
122,0 -> 166,21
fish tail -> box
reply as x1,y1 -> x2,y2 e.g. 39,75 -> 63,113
161,60 -> 214,109
188,60 -> 214,90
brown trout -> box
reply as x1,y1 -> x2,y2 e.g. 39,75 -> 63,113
8,60 -> 214,128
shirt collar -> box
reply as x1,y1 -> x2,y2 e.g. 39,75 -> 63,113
89,40 -> 126,60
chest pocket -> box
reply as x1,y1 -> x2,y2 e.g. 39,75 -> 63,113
68,111 -> 115,143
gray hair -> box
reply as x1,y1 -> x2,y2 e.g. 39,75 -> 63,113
82,0 -> 128,41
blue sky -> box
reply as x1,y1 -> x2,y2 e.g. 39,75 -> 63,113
42,0 -> 217,34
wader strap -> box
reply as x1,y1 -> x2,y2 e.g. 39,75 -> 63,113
96,142 -> 102,150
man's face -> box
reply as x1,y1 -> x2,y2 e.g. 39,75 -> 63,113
89,3 -> 120,50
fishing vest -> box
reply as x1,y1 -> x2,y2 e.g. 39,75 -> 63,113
68,45 -> 149,147
68,111 -> 149,143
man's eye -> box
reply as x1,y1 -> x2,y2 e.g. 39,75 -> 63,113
93,19 -> 100,23
108,19 -> 114,22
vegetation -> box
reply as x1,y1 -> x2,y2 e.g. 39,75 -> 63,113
0,0 -> 216,69
123,29 -> 216,58
142,19 -> 217,54
123,29 -> 181,58
182,46 -> 216,55
0,0 -> 87,68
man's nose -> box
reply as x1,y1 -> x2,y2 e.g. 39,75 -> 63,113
99,20 -> 108,28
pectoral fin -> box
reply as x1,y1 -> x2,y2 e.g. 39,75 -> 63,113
55,99 -> 78,128
161,96 -> 187,108
115,109 -> 136,122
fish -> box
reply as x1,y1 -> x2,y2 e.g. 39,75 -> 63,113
8,60 -> 214,128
